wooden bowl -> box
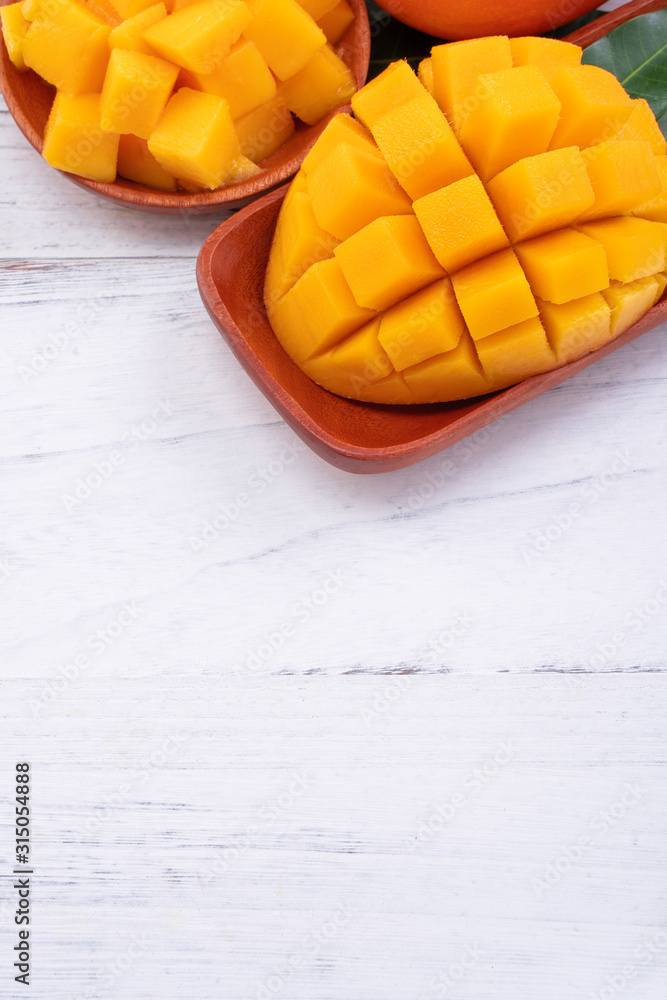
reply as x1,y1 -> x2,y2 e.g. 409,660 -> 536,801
197,0 -> 667,473
0,0 -> 370,214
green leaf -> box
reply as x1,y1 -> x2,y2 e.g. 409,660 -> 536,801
582,9 -> 667,121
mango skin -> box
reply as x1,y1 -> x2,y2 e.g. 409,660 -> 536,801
264,43 -> 667,405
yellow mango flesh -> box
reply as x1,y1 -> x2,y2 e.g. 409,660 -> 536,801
514,228 -> 609,304
633,156 -> 667,222
430,35 -> 513,132
486,146 -> 595,242
509,36 -> 582,82
111,0 -> 158,18
548,64 -> 634,149
476,316 -> 555,389
243,0 -> 326,80
413,173 -> 509,273
458,65 -> 561,182
1,2 -> 30,70
23,0 -> 111,95
603,275 -> 664,336
368,89 -> 474,200
85,0 -> 123,27
575,217 -> 667,283
451,248 -> 539,341
316,0 -> 352,42
579,140 -> 660,220
278,43 -> 355,125
43,92 -> 120,181
417,57 -> 434,95
233,97 -> 294,162
179,38 -> 275,119
142,0 -> 251,72
378,278 -> 465,371
306,141 -> 413,241
333,215 -> 445,311
265,43 -> 667,405
117,132 -> 177,188
147,87 -> 241,189
613,99 -> 667,157
109,3 -> 167,54
538,293 -> 611,364
100,48 -> 178,138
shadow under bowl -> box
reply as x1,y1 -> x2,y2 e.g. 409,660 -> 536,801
0,0 -> 370,214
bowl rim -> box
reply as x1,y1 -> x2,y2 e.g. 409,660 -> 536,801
0,0 -> 370,214
197,184 -> 667,473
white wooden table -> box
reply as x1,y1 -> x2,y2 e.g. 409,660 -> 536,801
1,85 -> 667,1000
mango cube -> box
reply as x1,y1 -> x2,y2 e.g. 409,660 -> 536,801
538,292 -> 611,363
84,0 -> 122,26
265,189 -> 340,305
368,91 -> 474,199
317,0 -> 353,43
301,113 -> 379,174
1,2 -> 30,70
414,173 -> 509,273
302,319 -> 393,399
486,146 -> 595,242
402,332 -> 490,403
100,48 -> 178,138
451,248 -> 539,341
418,56 -> 434,95
575,217 -> 667,283
351,59 -> 424,130
633,156 -> 667,223
148,87 -> 241,189
431,35 -> 513,131
510,37 -> 582,82
378,278 -> 465,370
22,0 -> 110,94
279,44 -> 355,125
514,228 -> 609,304
234,97 -> 294,162
307,141 -> 413,241
603,275 -> 664,335
613,99 -> 666,157
109,2 -> 166,54
117,132 -> 177,189
549,64 -> 634,149
269,257 -> 376,361
243,0 -> 326,80
179,38 -> 275,119
476,316 -> 555,388
579,139 -> 660,220
333,215 -> 445,311
142,0 -> 251,73
111,0 -> 158,17
297,0 -> 337,19
458,65 -> 561,182
43,92 -> 119,181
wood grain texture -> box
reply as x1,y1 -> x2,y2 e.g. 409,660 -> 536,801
1,10 -> 667,993
0,0 -> 370,214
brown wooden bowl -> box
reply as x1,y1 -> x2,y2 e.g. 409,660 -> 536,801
197,184 -> 667,474
0,0 -> 370,214
196,0 -> 667,472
